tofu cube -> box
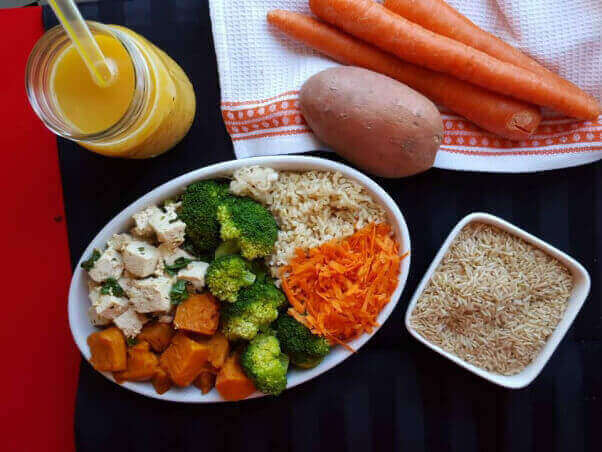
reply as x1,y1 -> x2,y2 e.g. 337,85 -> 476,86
154,259 -> 165,277
149,210 -> 186,249
93,294 -> 129,320
106,233 -> 133,252
114,308 -> 146,338
118,272 -> 135,295
158,244 -> 194,266
88,279 -> 100,291
88,285 -> 101,306
88,248 -> 124,283
164,201 -> 182,214
131,206 -> 162,238
122,241 -> 159,278
129,276 -> 173,313
177,261 -> 209,291
88,306 -> 111,327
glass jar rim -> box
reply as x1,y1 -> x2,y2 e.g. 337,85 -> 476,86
25,21 -> 150,142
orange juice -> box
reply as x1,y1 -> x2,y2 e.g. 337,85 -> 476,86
26,22 -> 196,158
52,34 -> 135,134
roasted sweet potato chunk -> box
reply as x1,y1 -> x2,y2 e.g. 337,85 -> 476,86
87,327 -> 127,372
113,341 -> 159,383
174,293 -> 220,335
198,361 -> 218,374
159,333 -> 210,386
138,322 -> 175,353
216,352 -> 256,401
196,332 -> 230,369
152,366 -> 172,395
194,371 -> 216,394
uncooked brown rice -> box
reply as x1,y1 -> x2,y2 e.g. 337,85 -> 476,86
229,166 -> 387,277
410,222 -> 573,375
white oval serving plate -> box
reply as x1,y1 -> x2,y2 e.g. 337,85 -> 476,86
69,156 -> 411,402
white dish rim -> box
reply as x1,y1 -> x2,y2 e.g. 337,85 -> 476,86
404,212 -> 590,389
68,155 -> 412,402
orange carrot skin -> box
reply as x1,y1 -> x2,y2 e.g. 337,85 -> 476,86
267,10 -> 541,139
383,0 -> 588,95
309,0 -> 600,120
384,0 -> 549,77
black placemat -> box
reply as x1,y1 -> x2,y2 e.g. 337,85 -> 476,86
45,1 -> 601,451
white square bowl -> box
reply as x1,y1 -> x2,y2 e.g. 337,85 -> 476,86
404,212 -> 590,389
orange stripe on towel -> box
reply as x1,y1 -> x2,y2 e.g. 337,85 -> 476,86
221,91 -> 602,154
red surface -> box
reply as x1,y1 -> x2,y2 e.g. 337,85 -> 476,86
0,7 -> 77,452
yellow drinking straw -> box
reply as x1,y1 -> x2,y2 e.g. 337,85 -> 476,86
47,0 -> 116,87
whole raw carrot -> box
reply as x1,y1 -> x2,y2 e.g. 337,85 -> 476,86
267,10 -> 541,139
309,0 -> 600,120
383,0 -> 588,94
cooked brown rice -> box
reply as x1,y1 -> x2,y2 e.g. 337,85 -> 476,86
229,166 -> 387,277
410,222 -> 573,375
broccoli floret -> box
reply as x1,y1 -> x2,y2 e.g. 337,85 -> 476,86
275,314 -> 330,369
248,259 -> 272,284
214,240 -> 241,259
206,255 -> 256,302
216,197 -> 278,260
178,180 -> 231,252
221,280 -> 286,341
241,279 -> 286,308
241,333 -> 289,396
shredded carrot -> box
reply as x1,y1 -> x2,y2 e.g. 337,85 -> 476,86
281,223 -> 407,350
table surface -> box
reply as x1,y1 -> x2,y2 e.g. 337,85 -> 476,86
44,2 -> 601,451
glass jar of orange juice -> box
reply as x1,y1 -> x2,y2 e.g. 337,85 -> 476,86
26,22 -> 195,158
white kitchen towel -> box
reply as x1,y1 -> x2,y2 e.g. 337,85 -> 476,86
209,0 -> 602,172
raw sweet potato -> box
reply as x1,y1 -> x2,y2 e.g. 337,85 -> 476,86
159,332 -> 210,386
300,67 -> 443,177
138,322 -> 175,353
194,371 -> 216,394
215,353 -> 256,401
195,332 -> 230,369
113,341 -> 159,383
174,293 -> 220,335
152,367 -> 172,395
87,327 -> 127,372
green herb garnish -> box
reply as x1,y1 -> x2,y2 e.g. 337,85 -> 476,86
170,279 -> 190,305
165,257 -> 194,276
81,249 -> 101,271
126,337 -> 138,346
100,278 -> 125,297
